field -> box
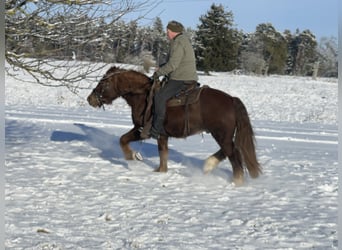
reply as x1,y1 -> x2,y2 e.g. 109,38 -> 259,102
5,66 -> 338,249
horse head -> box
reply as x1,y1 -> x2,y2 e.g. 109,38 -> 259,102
87,66 -> 151,108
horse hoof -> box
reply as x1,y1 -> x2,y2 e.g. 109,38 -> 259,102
133,152 -> 143,161
154,167 -> 167,172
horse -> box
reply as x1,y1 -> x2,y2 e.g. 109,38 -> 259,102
87,66 -> 262,185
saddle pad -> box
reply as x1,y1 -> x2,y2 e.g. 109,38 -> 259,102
167,85 -> 209,107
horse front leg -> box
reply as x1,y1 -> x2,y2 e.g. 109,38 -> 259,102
119,126 -> 143,160
154,135 -> 169,172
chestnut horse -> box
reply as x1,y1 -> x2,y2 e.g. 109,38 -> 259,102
87,66 -> 261,185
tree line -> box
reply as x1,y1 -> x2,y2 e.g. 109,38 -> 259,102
5,1 -> 337,90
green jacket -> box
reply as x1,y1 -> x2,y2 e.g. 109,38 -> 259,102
156,33 -> 198,81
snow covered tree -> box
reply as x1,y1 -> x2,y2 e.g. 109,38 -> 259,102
150,17 -> 168,65
5,0 -> 158,92
316,36 -> 338,77
239,33 -> 267,75
195,4 -> 241,73
286,29 -> 318,76
239,24 -> 287,75
284,29 -> 295,75
253,23 -> 287,74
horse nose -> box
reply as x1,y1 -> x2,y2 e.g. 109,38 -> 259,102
87,93 -> 96,107
87,94 -> 91,104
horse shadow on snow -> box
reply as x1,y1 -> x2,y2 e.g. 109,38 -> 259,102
50,123 -> 232,179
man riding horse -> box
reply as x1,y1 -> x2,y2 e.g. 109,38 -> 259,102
142,20 -> 198,139
87,21 -> 262,185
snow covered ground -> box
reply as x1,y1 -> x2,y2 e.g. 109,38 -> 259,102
5,65 -> 338,249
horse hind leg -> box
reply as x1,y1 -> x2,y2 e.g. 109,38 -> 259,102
203,149 -> 226,174
228,146 -> 244,186
207,137 -> 244,185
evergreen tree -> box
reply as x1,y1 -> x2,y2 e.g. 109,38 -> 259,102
150,17 -> 168,65
284,29 -> 295,74
195,4 -> 240,73
253,23 -> 288,74
287,29 -> 318,76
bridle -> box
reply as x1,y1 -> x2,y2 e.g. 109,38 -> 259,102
93,87 -> 106,110
91,71 -> 124,110
93,72 -> 121,110
90,69 -> 150,110
91,76 -> 112,110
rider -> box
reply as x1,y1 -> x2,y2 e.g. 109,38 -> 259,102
148,20 -> 198,139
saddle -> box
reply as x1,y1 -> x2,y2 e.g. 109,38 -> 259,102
140,79 -> 208,138
167,82 -> 208,107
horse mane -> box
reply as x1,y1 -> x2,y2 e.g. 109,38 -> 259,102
102,66 -> 152,98
105,66 -> 149,79
105,66 -> 126,74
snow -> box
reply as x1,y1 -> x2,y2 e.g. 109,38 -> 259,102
5,65 -> 338,249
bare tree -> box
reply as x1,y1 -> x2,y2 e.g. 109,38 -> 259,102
5,0 -> 159,93
317,36 -> 338,77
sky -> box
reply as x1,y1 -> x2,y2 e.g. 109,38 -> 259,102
129,0 -> 338,39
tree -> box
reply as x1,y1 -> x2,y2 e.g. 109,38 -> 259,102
284,29 -> 295,75
5,0 -> 158,92
239,33 -> 267,75
286,29 -> 318,76
195,4 -> 241,73
253,23 -> 288,74
150,17 -> 168,65
316,36 -> 338,77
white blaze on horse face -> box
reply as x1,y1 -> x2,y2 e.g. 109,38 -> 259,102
203,155 -> 220,174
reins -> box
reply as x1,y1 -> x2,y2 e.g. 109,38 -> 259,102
140,76 -> 160,138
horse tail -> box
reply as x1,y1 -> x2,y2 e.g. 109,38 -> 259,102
233,97 -> 262,178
